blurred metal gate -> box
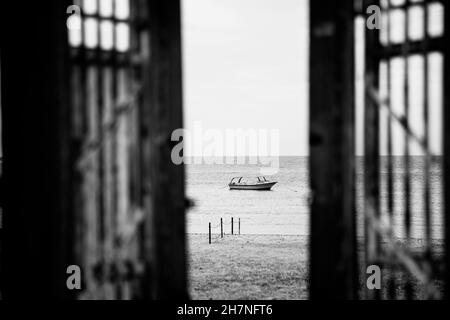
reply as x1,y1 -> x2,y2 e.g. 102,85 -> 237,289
310,0 -> 448,299
361,0 -> 447,299
68,0 -> 187,299
1,0 -> 187,299
69,0 -> 144,299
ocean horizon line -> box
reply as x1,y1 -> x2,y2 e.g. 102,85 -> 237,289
183,155 -> 443,160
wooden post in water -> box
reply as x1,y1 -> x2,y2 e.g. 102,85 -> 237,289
239,218 -> 241,235
209,223 -> 211,244
231,217 -> 234,235
221,218 -> 223,238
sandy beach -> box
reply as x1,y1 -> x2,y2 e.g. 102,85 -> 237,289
188,233 -> 445,300
188,234 -> 309,300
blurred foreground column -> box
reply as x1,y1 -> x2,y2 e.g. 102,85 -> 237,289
141,0 -> 188,299
309,0 -> 358,299
1,0 -> 74,299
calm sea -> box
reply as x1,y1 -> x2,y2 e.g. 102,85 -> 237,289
186,156 -> 444,239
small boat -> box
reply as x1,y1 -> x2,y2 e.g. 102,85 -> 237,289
229,176 -> 277,191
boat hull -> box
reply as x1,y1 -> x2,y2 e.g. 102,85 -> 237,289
229,182 -> 277,191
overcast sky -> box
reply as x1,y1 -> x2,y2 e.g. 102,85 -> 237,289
181,0 -> 309,156
181,0 -> 443,157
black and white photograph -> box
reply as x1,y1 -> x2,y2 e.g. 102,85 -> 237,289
0,0 -> 449,310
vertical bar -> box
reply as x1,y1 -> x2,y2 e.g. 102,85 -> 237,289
75,1 -> 91,298
231,217 -> 234,235
309,0 -> 357,299
209,223 -> 211,245
70,56 -> 85,300
71,0 -> 89,297
95,0 -> 106,293
111,0 -> 121,299
102,67 -> 115,299
239,218 -> 241,235
385,5 -> 393,230
128,1 -> 149,300
78,0 -> 88,138
142,0 -> 187,299
0,52 -> 2,296
221,218 -> 223,238
364,0 -> 381,300
402,0 -> 413,299
444,0 -> 450,300
129,0 -> 141,208
384,0 -> 396,299
422,0 -> 432,256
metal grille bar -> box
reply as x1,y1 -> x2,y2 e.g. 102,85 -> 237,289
360,0 -> 446,299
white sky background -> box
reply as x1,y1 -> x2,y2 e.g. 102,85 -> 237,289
181,0 -> 309,156
182,0 -> 444,157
